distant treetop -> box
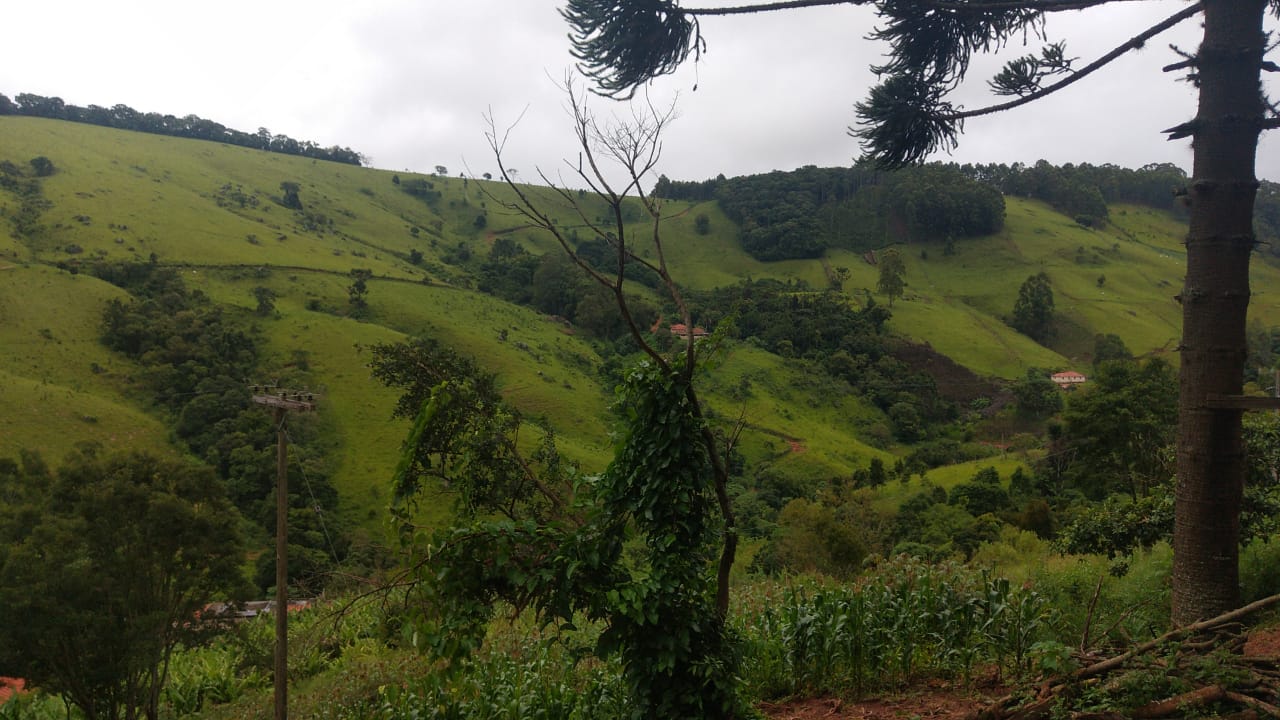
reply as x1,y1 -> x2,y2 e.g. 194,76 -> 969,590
0,91 -> 366,166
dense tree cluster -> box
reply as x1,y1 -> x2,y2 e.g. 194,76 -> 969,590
655,160 -> 1280,264
1058,412 -> 1280,560
692,279 -> 889,357
1045,358 -> 1178,500
93,261 -> 349,593
475,236 -> 660,348
688,279 -> 954,441
654,163 -> 1004,259
0,155 -> 53,240
0,92 -> 364,165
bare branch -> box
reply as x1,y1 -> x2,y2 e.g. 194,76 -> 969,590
945,2 -> 1202,122
678,0 -> 1150,15
680,0 -> 858,15
927,0 -> 1152,11
483,83 -> 675,369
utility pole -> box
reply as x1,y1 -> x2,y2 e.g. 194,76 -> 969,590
250,385 -> 315,720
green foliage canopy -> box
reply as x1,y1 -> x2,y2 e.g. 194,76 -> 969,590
1012,369 -> 1063,419
383,356 -> 746,718
656,164 -> 1004,259
95,262 -> 343,593
1010,272 -> 1054,344
0,449 -> 246,720
876,248 -> 906,306
1054,359 -> 1178,499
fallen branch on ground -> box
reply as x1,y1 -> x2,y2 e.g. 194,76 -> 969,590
972,593 -> 1280,720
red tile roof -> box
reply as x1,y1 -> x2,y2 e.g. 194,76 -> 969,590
0,677 -> 25,705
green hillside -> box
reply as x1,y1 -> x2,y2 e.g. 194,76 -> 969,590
4,114 -> 1275,540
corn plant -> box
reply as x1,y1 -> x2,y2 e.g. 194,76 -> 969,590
734,558 -> 1058,700
371,640 -> 627,720
978,575 -> 1051,677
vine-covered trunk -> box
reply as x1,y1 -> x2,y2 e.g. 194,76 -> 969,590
1171,0 -> 1266,625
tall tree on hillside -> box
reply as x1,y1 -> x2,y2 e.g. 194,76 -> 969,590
562,0 -> 1277,625
876,247 -> 906,306
1011,271 -> 1055,344
279,181 -> 303,210
348,268 -> 372,314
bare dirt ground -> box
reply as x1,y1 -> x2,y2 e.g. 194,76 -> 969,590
1244,623 -> 1280,656
759,676 -> 1007,720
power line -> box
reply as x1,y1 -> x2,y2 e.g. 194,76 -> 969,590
283,426 -> 340,565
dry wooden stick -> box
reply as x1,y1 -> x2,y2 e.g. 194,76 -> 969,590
1081,573 -> 1105,652
1226,691 -> 1280,719
971,594 -> 1280,720
1071,594 -> 1280,683
1131,684 -> 1225,718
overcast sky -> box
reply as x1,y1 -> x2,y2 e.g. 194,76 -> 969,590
3,1 -> 1276,183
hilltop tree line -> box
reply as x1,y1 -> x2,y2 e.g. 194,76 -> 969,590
0,92 -> 365,166
656,161 -> 1280,263
655,163 -> 1005,260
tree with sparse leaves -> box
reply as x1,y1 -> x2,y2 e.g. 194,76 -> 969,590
560,0 -> 1279,626
348,267 -> 372,313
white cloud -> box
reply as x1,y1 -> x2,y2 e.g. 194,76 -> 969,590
1,1 -> 1274,181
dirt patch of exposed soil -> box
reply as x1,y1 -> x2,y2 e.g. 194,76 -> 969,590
1244,623 -> 1280,656
760,678 -> 1006,720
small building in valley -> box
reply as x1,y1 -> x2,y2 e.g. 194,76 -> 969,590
669,323 -> 709,340
1051,370 -> 1087,389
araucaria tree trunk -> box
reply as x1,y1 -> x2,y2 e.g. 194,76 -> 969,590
1172,0 -> 1267,625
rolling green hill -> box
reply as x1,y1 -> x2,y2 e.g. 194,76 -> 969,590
5,115 -> 1278,539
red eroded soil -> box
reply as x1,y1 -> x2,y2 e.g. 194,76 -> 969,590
760,677 -> 1006,720
1244,623 -> 1280,656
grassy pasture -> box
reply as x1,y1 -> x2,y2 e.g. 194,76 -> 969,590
4,115 -> 1263,536
0,367 -> 171,463
871,456 -> 1032,513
